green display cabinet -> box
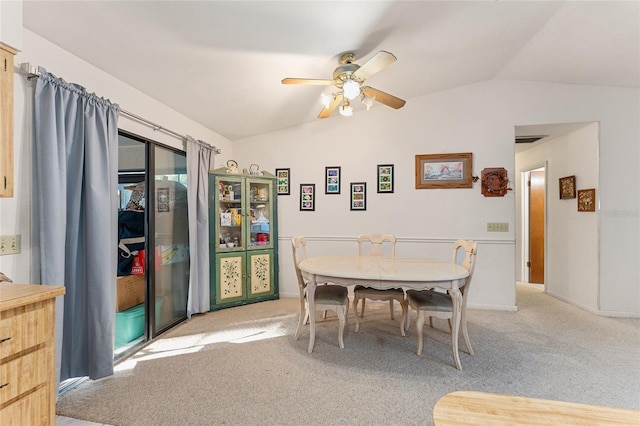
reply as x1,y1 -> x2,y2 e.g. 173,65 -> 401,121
209,167 -> 279,310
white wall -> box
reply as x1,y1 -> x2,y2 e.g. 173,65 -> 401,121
234,80 -> 640,316
516,124 -> 599,312
0,29 -> 232,284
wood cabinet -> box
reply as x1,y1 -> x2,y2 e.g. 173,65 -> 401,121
0,43 -> 15,197
0,283 -> 65,425
209,168 -> 279,310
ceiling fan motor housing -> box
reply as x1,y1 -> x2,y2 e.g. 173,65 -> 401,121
333,63 -> 361,86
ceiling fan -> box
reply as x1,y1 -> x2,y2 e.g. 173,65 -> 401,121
282,50 -> 406,118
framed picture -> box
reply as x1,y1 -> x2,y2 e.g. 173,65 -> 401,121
415,152 -> 473,189
300,184 -> 315,211
559,175 -> 576,199
377,164 -> 394,193
325,166 -> 341,194
350,182 -> 366,211
577,188 -> 596,212
275,168 -> 290,195
157,188 -> 170,212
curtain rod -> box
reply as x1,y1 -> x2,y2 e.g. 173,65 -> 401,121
19,62 -> 221,154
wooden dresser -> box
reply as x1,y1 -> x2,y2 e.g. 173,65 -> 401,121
0,283 -> 65,425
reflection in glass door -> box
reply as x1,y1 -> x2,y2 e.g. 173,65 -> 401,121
151,145 -> 189,332
115,132 -> 188,359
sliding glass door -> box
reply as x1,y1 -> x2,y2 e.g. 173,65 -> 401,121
151,145 -> 189,331
116,132 -> 189,357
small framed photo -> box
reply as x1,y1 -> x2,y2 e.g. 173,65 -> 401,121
377,164 -> 394,193
415,152 -> 473,189
300,184 -> 315,211
350,182 -> 367,211
577,188 -> 596,212
157,188 -> 170,212
325,166 -> 341,194
559,175 -> 576,199
275,168 -> 290,195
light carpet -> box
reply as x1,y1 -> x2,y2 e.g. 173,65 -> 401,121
56,283 -> 640,425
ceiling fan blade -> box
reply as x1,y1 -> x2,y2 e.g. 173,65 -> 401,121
282,78 -> 333,85
353,51 -> 397,81
362,87 -> 406,109
318,94 -> 343,119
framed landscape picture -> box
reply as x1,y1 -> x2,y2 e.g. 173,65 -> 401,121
325,166 -> 341,194
275,168 -> 290,195
300,183 -> 315,211
350,182 -> 366,211
415,152 -> 473,189
377,164 -> 394,193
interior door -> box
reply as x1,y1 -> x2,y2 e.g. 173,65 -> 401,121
529,169 -> 545,283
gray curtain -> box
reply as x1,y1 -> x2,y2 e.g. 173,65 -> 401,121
186,136 -> 214,317
34,67 -> 119,381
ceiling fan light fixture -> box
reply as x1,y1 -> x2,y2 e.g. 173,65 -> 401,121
339,99 -> 353,117
361,94 -> 375,110
320,92 -> 332,108
343,78 -> 360,100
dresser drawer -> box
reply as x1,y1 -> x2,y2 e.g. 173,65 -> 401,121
0,346 -> 48,405
0,385 -> 49,425
0,301 -> 51,359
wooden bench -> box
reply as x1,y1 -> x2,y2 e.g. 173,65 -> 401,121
433,391 -> 640,425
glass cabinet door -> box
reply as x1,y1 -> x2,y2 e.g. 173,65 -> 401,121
248,179 -> 274,249
215,176 -> 245,250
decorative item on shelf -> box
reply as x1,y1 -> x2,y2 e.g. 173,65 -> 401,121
559,175 -> 576,199
249,164 -> 260,175
481,167 -> 511,197
226,160 -> 240,174
577,188 -> 596,212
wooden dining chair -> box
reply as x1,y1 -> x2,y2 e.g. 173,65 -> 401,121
352,234 -> 408,336
403,240 -> 478,359
291,236 -> 349,348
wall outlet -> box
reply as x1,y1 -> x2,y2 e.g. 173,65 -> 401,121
487,222 -> 509,232
0,234 -> 21,255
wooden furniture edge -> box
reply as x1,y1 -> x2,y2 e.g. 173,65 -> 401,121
433,390 -> 640,425
0,283 -> 66,310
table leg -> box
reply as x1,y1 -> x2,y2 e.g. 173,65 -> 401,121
307,275 -> 317,353
450,282 -> 463,370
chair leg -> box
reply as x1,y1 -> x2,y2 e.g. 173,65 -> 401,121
336,307 -> 346,349
295,302 -> 306,341
429,317 -> 434,328
360,298 -> 366,317
461,312 -> 474,356
416,311 -> 426,355
389,300 -> 395,320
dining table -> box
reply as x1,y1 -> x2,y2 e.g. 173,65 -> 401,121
298,255 -> 470,369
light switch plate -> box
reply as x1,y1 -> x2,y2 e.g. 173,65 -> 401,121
487,223 -> 509,232
0,234 -> 21,255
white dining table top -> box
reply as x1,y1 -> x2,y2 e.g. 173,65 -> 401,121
298,255 -> 469,282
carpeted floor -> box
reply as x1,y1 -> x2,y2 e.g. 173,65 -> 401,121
56,283 -> 640,426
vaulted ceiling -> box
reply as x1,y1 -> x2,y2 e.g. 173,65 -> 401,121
23,1 -> 640,142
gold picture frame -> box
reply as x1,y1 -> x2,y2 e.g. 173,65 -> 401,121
415,152 -> 473,189
559,175 -> 576,199
577,188 -> 596,212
